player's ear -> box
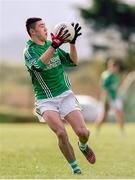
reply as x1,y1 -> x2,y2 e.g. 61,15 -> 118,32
30,28 -> 36,36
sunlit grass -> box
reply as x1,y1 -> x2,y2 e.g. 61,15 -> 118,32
0,123 -> 135,179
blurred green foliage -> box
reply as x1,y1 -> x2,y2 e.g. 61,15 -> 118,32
78,0 -> 135,71
79,0 -> 135,40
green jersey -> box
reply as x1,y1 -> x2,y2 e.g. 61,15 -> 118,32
23,40 -> 76,100
101,70 -> 120,100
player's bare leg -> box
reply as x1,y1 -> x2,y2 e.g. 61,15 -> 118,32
115,108 -> 125,132
42,111 -> 81,174
95,109 -> 108,130
95,100 -> 109,132
65,110 -> 96,164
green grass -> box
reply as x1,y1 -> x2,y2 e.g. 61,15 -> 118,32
0,123 -> 135,179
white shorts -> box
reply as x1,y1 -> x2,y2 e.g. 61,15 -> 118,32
34,90 -> 81,122
109,98 -> 123,110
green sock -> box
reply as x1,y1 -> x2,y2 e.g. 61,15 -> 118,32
69,160 -> 81,174
78,141 -> 87,151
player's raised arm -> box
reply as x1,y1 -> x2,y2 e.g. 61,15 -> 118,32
69,23 -> 82,65
40,27 -> 70,64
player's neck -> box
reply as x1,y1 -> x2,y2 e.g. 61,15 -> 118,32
108,68 -> 116,73
31,37 -> 45,45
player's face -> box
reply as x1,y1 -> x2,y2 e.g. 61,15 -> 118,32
108,60 -> 118,72
33,20 -> 48,42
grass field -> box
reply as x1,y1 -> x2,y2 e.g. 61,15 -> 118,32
0,123 -> 135,179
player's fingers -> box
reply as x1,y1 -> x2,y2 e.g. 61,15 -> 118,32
71,22 -> 74,27
63,33 -> 70,40
62,29 -> 69,36
60,29 -> 70,40
77,33 -> 82,37
75,23 -> 79,30
76,26 -> 81,33
58,27 -> 65,35
50,33 -> 54,38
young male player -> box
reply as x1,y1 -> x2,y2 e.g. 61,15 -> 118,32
23,17 -> 96,174
95,57 -> 125,132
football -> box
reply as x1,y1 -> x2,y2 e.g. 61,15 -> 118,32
53,22 -> 75,42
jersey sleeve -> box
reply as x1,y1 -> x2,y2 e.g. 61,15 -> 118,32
57,48 -> 77,67
101,72 -> 112,89
23,48 -> 46,71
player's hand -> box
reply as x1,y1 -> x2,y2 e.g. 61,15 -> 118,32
70,23 -> 82,44
51,27 -> 70,49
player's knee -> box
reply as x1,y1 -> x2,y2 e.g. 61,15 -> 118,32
76,128 -> 89,140
57,128 -> 68,140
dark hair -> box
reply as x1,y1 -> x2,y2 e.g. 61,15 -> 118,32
105,56 -> 116,65
26,17 -> 42,36
108,57 -> 118,65
105,56 -> 126,72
